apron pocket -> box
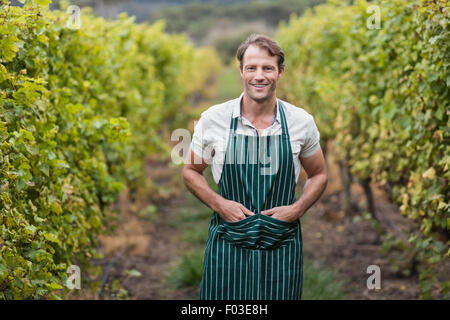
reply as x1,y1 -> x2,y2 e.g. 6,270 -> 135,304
260,213 -> 298,227
219,214 -> 298,250
222,214 -> 257,228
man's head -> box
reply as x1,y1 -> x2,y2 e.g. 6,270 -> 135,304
236,34 -> 285,103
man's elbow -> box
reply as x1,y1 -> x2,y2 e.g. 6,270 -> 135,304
182,165 -> 202,186
316,165 -> 329,195
311,168 -> 328,191
322,171 -> 328,190
182,165 -> 191,185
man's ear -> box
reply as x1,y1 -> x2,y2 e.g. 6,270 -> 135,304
278,67 -> 285,79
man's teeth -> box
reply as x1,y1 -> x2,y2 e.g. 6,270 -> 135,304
253,84 -> 267,87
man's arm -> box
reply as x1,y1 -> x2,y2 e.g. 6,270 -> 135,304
182,148 -> 254,222
291,147 -> 328,218
261,147 -> 328,221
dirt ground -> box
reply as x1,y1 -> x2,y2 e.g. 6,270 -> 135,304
300,143 -> 421,299
68,143 -> 427,300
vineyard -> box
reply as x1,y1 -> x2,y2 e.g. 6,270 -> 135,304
0,0 -> 221,299
0,0 -> 448,300
277,0 -> 449,298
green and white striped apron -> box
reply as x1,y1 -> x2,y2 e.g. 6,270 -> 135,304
200,101 -> 303,300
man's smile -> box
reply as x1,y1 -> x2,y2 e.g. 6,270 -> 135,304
251,83 -> 269,89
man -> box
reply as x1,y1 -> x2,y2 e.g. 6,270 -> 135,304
183,34 -> 328,300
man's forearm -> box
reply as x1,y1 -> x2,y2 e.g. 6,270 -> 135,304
182,168 -> 224,213
292,173 -> 328,218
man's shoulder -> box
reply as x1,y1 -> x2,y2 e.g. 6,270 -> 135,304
200,97 -> 238,119
279,99 -> 314,122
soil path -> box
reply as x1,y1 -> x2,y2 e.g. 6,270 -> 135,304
69,143 -> 422,300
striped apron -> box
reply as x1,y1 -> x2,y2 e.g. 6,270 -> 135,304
199,101 -> 303,300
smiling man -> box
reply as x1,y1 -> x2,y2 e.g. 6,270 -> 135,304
183,34 -> 328,300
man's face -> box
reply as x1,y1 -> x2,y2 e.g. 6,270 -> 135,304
240,44 -> 284,104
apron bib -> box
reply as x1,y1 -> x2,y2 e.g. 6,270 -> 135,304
199,100 -> 303,300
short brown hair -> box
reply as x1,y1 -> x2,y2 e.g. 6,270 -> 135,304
236,34 -> 285,71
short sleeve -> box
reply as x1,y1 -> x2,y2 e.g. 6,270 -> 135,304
190,112 -> 214,163
299,116 -> 320,158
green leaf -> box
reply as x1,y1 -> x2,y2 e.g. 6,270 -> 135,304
24,225 -> 37,235
0,264 -> 8,276
50,202 -> 63,215
0,37 -> 20,62
46,282 -> 63,290
126,269 -> 142,277
36,0 -> 52,7
422,167 -> 436,180
50,293 -> 63,300
0,64 -> 8,82
38,35 -> 49,45
39,163 -> 49,176
43,232 -> 60,244
24,248 -> 37,261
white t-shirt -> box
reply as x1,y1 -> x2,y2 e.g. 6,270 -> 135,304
190,92 -> 320,184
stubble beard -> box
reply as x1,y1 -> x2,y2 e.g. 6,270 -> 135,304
245,81 -> 277,104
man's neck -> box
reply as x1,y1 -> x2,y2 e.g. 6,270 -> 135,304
241,93 -> 277,122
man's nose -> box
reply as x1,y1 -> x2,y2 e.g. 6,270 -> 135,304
254,68 -> 265,81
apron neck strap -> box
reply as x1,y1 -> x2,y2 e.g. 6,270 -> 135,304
230,99 -> 289,139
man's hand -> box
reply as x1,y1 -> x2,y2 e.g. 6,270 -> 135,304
217,199 -> 254,223
261,205 -> 301,223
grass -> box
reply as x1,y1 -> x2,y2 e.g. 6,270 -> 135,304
164,197 -> 208,293
166,249 -> 205,289
302,253 -> 349,300
165,167 -> 214,293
